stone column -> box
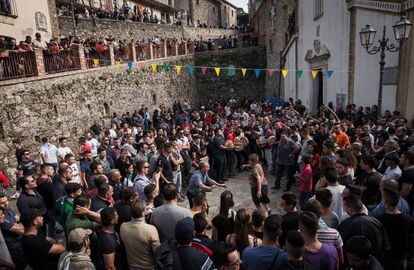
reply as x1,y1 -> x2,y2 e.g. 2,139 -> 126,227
70,43 -> 87,70
175,42 -> 179,56
109,44 -> 115,65
184,41 -> 188,54
130,41 -> 137,62
396,8 -> 414,124
149,43 -> 154,59
164,42 -> 168,58
33,48 -> 46,76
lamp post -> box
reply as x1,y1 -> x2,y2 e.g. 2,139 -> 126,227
70,0 -> 77,37
359,16 -> 412,114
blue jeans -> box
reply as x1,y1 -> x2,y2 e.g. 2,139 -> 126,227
173,170 -> 183,197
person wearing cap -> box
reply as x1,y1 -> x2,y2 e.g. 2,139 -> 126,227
21,208 -> 66,270
58,228 -> 95,270
175,217 -> 214,270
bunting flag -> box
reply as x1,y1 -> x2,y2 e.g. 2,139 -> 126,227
282,69 -> 288,78
228,65 -> 235,76
151,64 -> 157,72
268,69 -> 274,77
127,62 -> 133,70
312,70 -> 319,79
296,70 -> 303,78
164,63 -> 169,72
93,59 -> 99,67
326,70 -> 334,78
214,67 -> 221,76
176,65 -> 182,75
139,62 -> 145,70
201,67 -> 207,75
188,66 -> 194,75
115,61 -> 121,68
254,69 -> 260,78
104,59 -> 110,67
241,68 -> 247,77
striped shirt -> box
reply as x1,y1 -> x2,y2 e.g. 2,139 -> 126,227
316,227 -> 343,249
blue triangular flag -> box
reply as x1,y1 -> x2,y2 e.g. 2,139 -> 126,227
127,62 -> 133,70
254,69 -> 260,78
104,59 -> 110,67
326,70 -> 334,78
228,68 -> 234,76
188,66 -> 194,75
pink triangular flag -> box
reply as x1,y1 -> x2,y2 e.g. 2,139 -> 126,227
201,67 -> 207,76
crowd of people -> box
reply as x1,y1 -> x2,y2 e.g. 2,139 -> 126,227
0,97 -> 413,270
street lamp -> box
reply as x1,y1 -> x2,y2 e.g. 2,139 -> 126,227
359,16 -> 412,114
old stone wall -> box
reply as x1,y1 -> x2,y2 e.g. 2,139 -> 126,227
194,47 -> 266,103
0,47 -> 265,175
58,16 -> 236,41
192,0 -> 221,27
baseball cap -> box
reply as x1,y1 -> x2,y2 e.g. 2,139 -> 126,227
20,208 -> 46,227
68,228 -> 93,245
175,217 -> 194,245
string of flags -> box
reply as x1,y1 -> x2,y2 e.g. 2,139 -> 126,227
87,57 -> 335,79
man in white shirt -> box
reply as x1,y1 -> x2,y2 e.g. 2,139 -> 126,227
57,137 -> 72,161
382,154 -> 402,181
32,33 -> 47,50
85,131 -> 100,157
40,137 -> 59,169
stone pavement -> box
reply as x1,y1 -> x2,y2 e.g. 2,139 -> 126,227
179,171 -> 300,217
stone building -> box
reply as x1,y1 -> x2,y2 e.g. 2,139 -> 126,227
183,0 -> 239,27
280,0 -> 411,115
0,0 -> 57,41
249,0 -> 296,97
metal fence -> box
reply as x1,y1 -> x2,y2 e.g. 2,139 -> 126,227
43,50 -> 77,74
0,50 -> 36,81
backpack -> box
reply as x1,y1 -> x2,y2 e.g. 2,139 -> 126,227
154,240 -> 182,270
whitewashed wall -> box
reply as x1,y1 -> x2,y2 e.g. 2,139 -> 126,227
354,9 -> 399,112
295,0 -> 350,111
2,0 -> 53,42
283,40 -> 297,101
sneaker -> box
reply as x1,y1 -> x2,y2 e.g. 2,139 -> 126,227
10,192 -> 20,199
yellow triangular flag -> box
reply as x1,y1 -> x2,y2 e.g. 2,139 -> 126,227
93,59 -> 99,67
241,68 -> 247,77
282,69 -> 288,78
176,65 -> 182,74
115,61 -> 121,67
151,64 -> 157,72
312,70 -> 319,79
214,67 -> 221,76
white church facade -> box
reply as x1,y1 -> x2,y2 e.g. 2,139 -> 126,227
281,0 -> 405,114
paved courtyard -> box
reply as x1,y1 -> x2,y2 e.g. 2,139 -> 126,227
179,171 -> 299,217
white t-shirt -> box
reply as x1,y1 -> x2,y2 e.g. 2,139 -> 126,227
57,146 -> 72,161
69,163 -> 82,185
86,138 -> 100,157
40,143 -> 58,164
326,185 -> 346,221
